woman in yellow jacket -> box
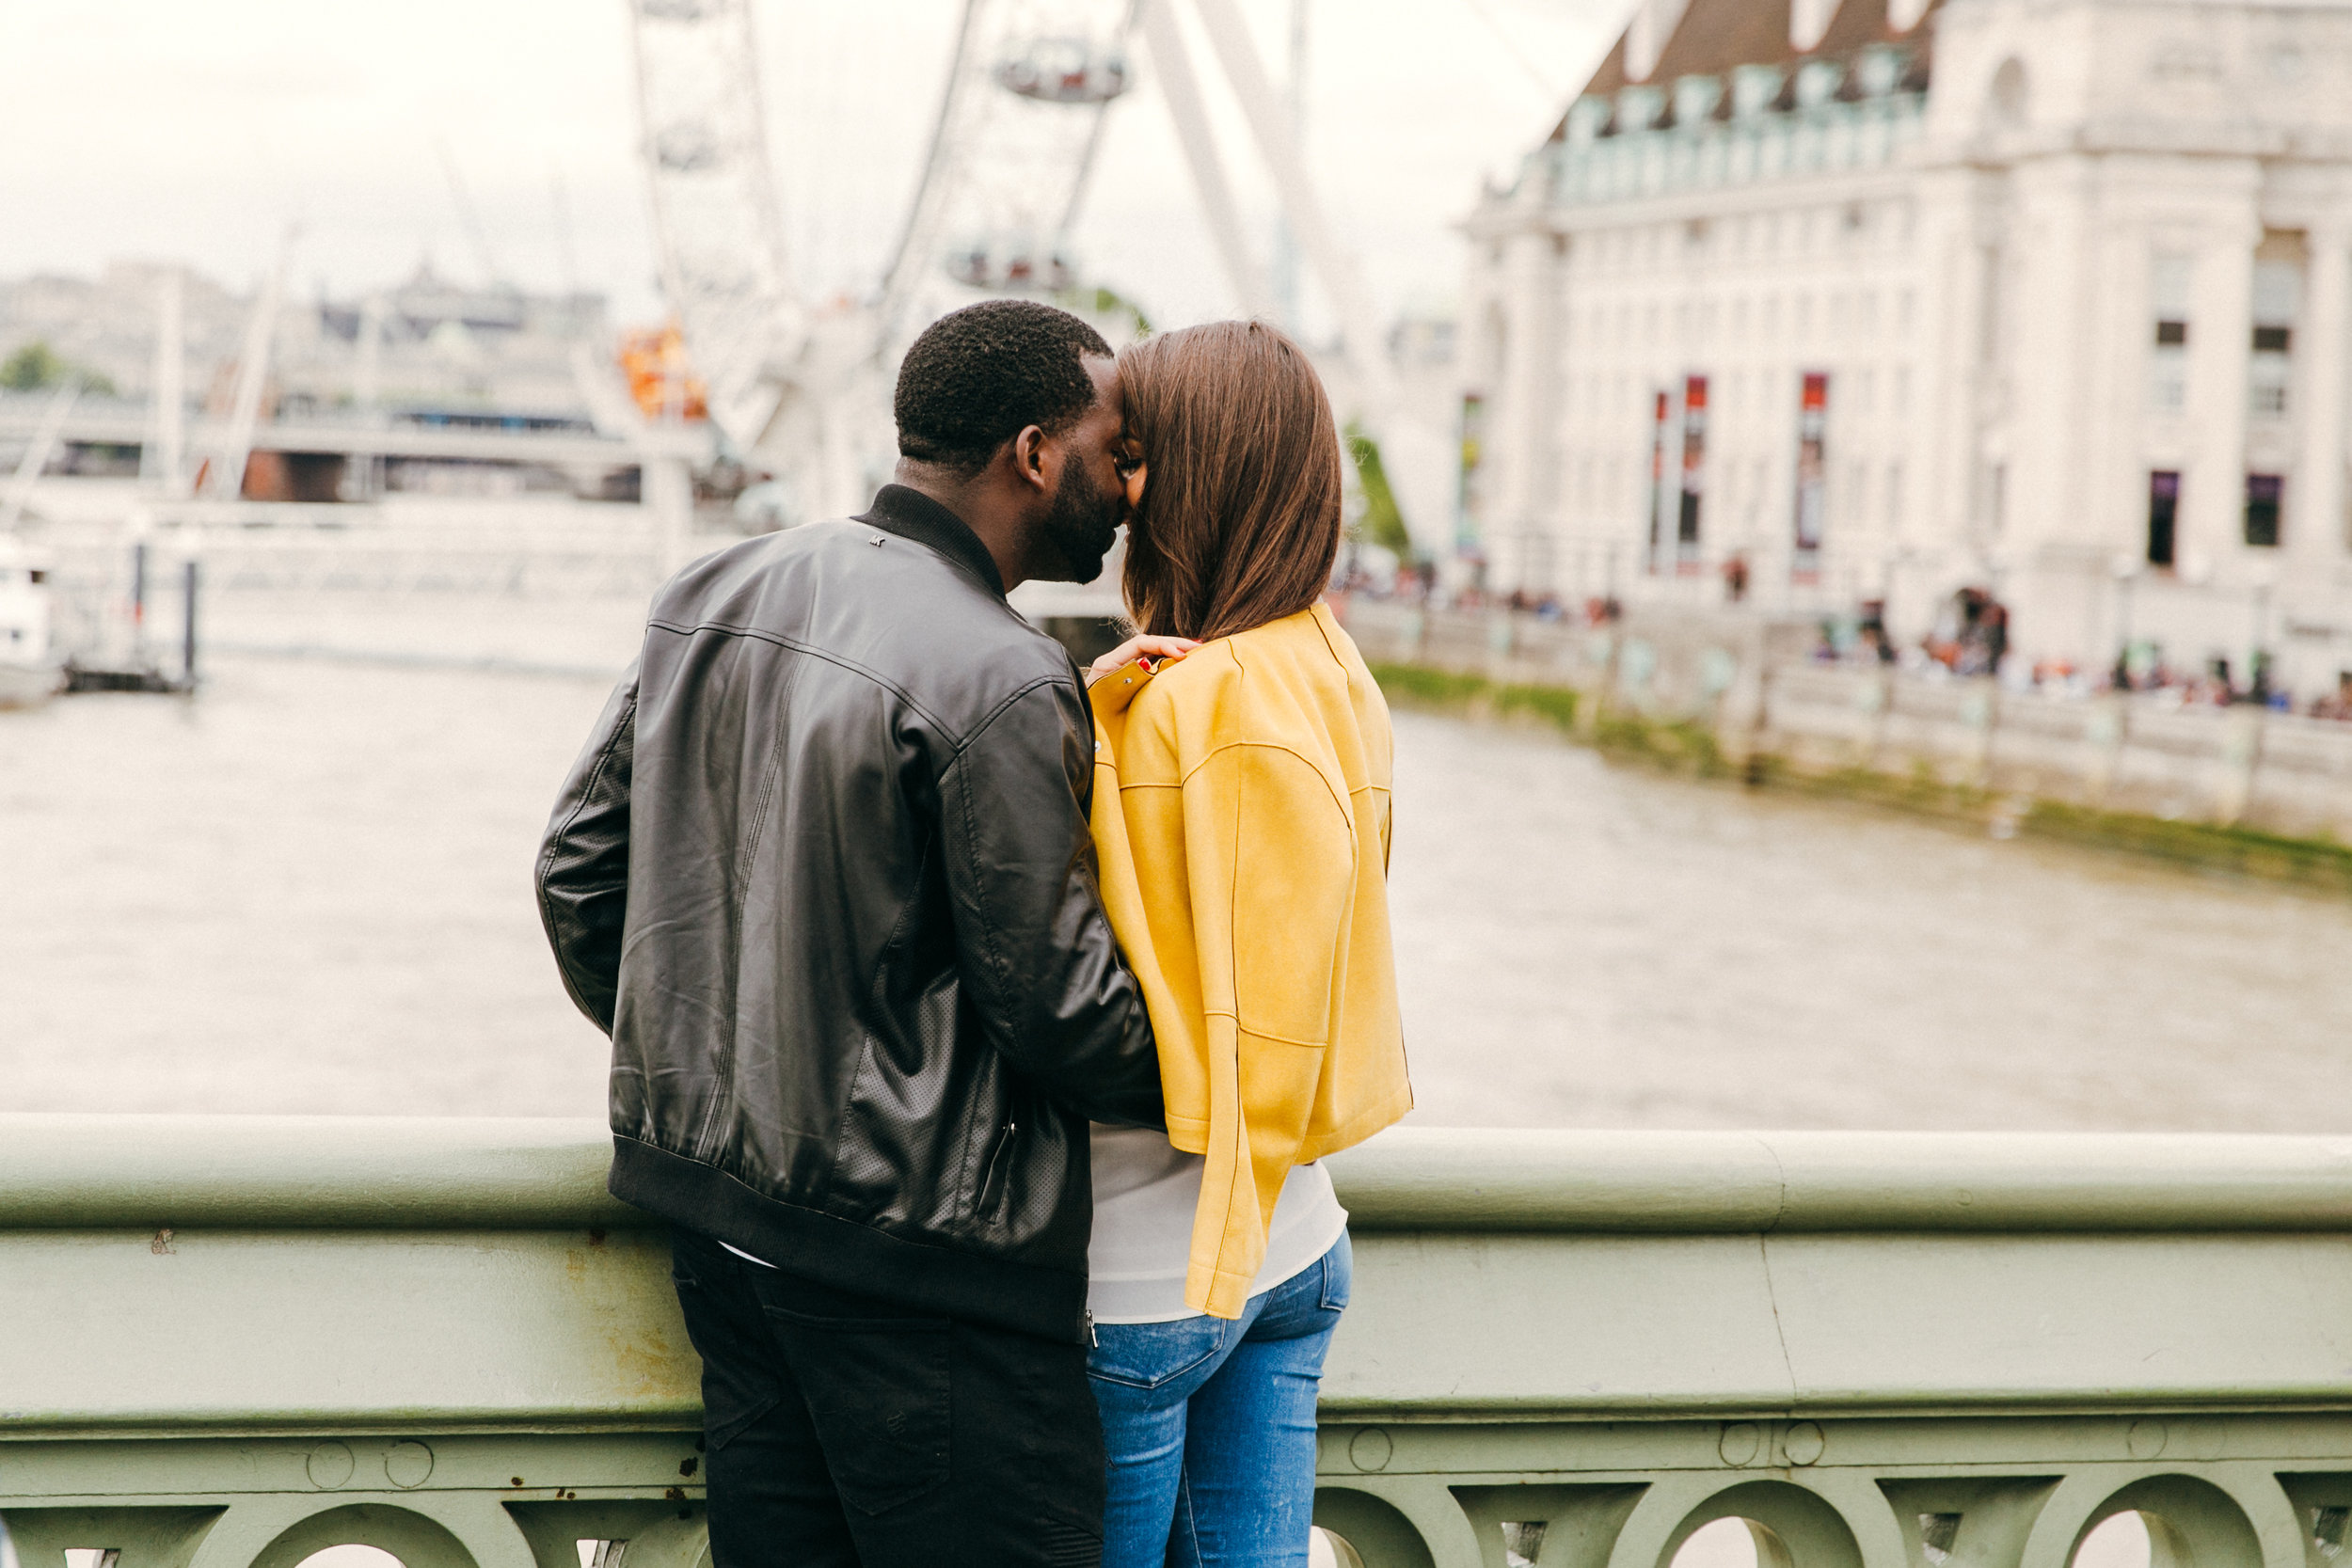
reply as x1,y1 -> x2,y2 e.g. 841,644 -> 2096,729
1081,319 -> 1412,1568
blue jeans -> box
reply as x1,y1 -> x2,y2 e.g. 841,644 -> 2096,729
1088,1233 -> 1351,1568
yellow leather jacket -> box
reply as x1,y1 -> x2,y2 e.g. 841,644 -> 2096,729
1087,602 -> 1412,1318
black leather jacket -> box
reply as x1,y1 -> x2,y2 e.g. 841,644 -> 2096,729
536,484 -> 1161,1342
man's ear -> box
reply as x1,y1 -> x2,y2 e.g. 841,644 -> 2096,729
1010,424 -> 1051,494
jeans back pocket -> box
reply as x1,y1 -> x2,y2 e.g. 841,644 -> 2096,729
1086,1313 -> 1228,1392
772,1309 -> 953,1515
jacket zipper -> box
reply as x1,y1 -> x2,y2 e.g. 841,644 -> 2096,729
1085,1307 -> 1098,1347
976,1119 -> 1017,1215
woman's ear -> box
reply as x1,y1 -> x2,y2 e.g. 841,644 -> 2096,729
1124,462 -> 1148,511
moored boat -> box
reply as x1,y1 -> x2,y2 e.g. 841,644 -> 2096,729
0,536 -> 65,708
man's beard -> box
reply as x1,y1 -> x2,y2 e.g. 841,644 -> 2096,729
1035,456 -> 1124,583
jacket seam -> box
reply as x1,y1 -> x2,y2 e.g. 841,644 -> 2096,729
1175,739 -> 1354,830
1116,777 -> 1389,798
695,657 -> 806,1163
932,675 -> 1081,1007
646,615 -> 978,739
1199,739 -> 1252,1311
829,830 -> 939,1211
1199,1010 -> 1329,1050
731,656 -> 801,890
940,673 -> 1073,765
947,726 -> 1015,1006
1307,602 -> 1348,663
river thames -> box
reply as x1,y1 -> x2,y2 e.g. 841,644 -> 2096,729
7,621 -> 2350,1131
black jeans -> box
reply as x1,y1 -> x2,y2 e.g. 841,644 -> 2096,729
668,1230 -> 1106,1568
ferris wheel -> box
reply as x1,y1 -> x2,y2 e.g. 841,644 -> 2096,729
879,1 -> 1140,338
626,0 -> 805,448
624,0 -> 1444,543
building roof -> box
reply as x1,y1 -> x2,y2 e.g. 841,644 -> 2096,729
1551,0 -> 1941,140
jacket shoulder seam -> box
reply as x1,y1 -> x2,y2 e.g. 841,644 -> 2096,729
1174,739 -> 1354,825
646,615 -> 960,734
937,673 -> 1074,768
647,616 -> 1069,753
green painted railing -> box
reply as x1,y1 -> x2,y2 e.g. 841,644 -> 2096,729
8,1117 -> 2352,1568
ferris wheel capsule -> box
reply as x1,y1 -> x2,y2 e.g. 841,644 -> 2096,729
993,36 -> 1131,104
653,122 -> 721,172
945,237 -> 1076,293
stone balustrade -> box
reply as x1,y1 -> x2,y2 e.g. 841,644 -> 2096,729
1335,596 -> 2352,846
8,1117 -> 2352,1568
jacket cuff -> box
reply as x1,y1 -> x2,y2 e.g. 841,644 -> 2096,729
1087,659 -> 1157,721
1185,1261 -> 1258,1321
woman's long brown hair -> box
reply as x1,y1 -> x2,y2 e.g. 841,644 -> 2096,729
1117,320 -> 1344,643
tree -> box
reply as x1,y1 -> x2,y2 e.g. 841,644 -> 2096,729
1345,420 -> 1416,561
0,341 -> 115,396
1,341 -> 64,391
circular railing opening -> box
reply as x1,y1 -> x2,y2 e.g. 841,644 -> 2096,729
1311,1527 -> 1368,1568
2074,1513 -> 2153,1568
293,1549 -> 405,1568
1674,1517 -> 1765,1568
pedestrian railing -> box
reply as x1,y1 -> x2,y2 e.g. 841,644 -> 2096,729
8,1117 -> 2352,1568
1335,595 -> 2352,846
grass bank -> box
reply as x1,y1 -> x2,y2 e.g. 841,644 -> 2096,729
1366,660 -> 2352,895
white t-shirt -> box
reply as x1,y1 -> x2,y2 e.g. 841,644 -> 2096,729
1086,1122 -> 1349,1323
722,1126 -> 1351,1326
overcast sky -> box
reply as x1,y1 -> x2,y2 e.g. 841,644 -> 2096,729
0,0 -> 1629,333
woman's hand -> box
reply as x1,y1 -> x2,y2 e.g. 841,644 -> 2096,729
1088,633 -> 1200,685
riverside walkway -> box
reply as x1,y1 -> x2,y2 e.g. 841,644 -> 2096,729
7,1117 -> 2352,1568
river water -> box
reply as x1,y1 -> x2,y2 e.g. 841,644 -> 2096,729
6,609 -> 2351,1130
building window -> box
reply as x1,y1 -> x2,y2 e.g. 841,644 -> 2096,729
2246,473 -> 2283,547
2152,322 -> 2187,409
1678,375 -> 1708,566
2251,323 -> 2293,415
2147,470 -> 2180,566
1793,372 -> 1830,563
2151,253 -> 2190,412
1647,390 -> 1671,572
2249,251 -> 2301,419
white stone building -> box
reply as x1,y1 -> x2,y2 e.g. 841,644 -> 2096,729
1463,0 -> 2352,695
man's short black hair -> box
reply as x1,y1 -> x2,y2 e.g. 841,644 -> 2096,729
895,299 -> 1114,477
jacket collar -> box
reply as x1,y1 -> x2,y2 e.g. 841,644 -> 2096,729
857,483 -> 1007,599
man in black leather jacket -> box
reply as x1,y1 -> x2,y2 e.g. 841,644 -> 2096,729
536,301 -> 1161,1568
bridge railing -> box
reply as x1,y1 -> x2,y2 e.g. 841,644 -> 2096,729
8,1117 -> 2352,1568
